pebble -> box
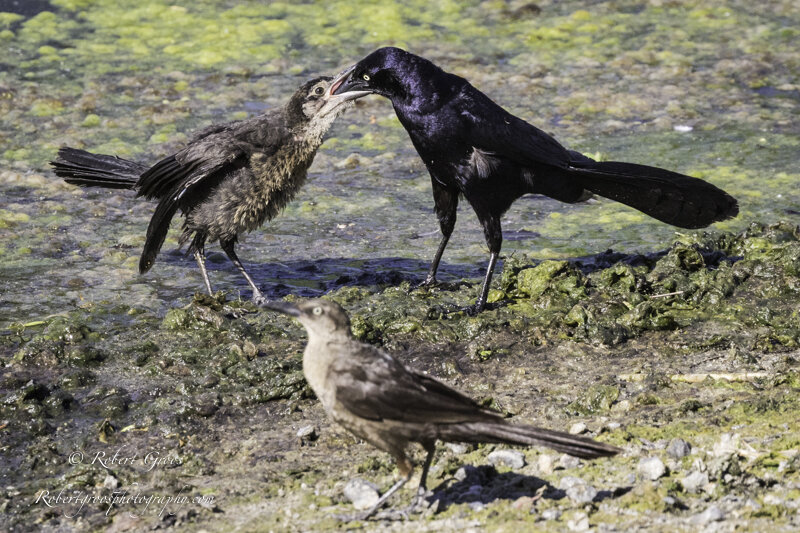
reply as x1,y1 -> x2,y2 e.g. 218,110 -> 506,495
667,438 -> 692,459
343,478 -> 380,510
103,474 -> 118,490
487,449 -> 526,470
296,425 -> 318,441
567,484 -> 598,505
538,454 -> 556,475
680,470 -> 709,493
567,511 -> 590,531
690,505 -> 725,525
454,466 -> 468,482
638,456 -> 667,480
541,508 -> 561,520
559,454 -> 581,470
569,422 -> 587,435
446,442 -> 469,455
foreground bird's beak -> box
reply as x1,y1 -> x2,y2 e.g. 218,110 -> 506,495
261,301 -> 301,317
318,66 -> 371,116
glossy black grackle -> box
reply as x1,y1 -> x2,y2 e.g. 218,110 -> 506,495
52,73 -> 368,303
333,47 -> 738,313
263,298 -> 620,519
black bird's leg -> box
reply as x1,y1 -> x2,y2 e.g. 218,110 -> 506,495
220,238 -> 266,304
190,234 -> 214,295
415,182 -> 458,289
457,212 -> 502,315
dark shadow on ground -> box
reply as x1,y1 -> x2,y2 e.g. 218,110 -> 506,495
427,464 -> 632,513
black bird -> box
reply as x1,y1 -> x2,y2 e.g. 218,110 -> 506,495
51,74 -> 368,303
333,47 -> 739,313
264,298 -> 620,519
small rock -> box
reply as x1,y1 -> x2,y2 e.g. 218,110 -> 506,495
624,473 -> 636,485
446,442 -> 469,455
343,478 -> 380,510
567,484 -> 598,505
690,505 -> 725,525
674,125 -> 693,133
638,456 -> 666,480
103,474 -> 118,490
296,425 -> 318,442
559,454 -> 580,470
680,470 -> 709,493
713,433 -> 740,458
538,454 -> 556,475
541,508 -> 561,520
334,153 -> 361,169
468,501 -> 485,512
487,449 -> 526,470
667,438 -> 692,459
763,493 -> 783,506
567,511 -> 590,531
454,466 -> 468,482
605,421 -> 621,430
569,422 -> 587,435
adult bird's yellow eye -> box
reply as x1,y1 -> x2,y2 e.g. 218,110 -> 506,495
312,306 -> 323,315
362,74 -> 370,81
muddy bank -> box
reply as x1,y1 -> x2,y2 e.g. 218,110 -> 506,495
1,222 -> 799,531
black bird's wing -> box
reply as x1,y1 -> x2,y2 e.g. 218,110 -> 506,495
460,88 -> 570,171
329,344 -> 500,425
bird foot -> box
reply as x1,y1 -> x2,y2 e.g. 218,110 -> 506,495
410,278 -> 473,293
251,292 -> 268,306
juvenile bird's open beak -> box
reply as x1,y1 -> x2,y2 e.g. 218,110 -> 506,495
318,66 -> 371,117
261,300 -> 301,317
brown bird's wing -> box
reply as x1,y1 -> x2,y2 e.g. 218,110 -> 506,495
329,344 -> 501,424
136,111 -> 290,273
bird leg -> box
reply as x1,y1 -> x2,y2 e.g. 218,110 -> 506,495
220,239 -> 266,304
337,472 -> 412,522
189,237 -> 214,296
406,442 -> 436,511
412,232 -> 450,289
447,251 -> 498,316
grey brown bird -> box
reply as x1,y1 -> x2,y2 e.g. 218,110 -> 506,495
51,74 -> 368,302
264,298 -> 621,519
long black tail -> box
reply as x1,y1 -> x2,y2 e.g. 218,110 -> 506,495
51,147 -> 147,190
441,421 -> 621,459
566,158 -> 738,229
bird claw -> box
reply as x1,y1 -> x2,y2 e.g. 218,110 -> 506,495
408,276 -> 438,292
251,292 -> 268,306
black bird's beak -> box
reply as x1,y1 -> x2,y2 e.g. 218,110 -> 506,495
260,300 -> 301,317
330,65 -> 372,97
318,66 -> 371,117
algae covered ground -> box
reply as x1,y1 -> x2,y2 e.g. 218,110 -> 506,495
1,0 -> 799,531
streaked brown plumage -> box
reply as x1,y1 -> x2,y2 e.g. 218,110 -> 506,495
264,298 -> 621,519
51,74 -> 368,302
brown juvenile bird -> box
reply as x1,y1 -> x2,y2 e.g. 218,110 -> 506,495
51,74 -> 368,303
264,298 -> 621,519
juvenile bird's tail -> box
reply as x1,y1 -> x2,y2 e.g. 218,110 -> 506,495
565,158 -> 738,229
441,421 -> 621,459
51,147 -> 146,190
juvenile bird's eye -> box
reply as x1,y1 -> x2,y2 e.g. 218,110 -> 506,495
314,86 -> 324,95
362,74 -> 370,81
312,306 -> 323,315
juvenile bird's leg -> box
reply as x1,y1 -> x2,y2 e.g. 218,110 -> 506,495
193,250 -> 214,296
220,238 -> 266,304
190,234 -> 214,295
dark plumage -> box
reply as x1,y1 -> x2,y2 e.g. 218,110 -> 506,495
334,47 -> 739,313
51,74 -> 368,302
263,298 -> 620,519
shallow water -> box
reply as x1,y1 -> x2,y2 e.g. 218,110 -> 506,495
1,0 -> 798,327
